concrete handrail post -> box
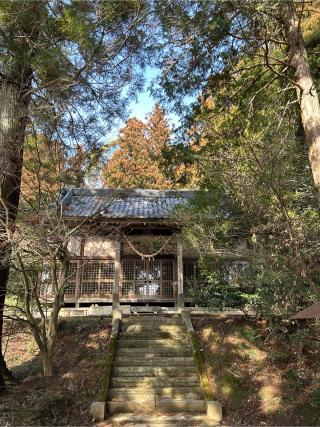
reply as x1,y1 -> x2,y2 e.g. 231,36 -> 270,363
90,313 -> 122,422
181,310 -> 223,423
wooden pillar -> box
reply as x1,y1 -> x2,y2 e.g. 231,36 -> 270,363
75,238 -> 85,308
75,261 -> 81,308
176,235 -> 184,310
112,239 -> 121,317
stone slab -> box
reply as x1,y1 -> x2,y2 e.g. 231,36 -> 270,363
157,366 -> 197,376
111,377 -> 155,387
108,400 -> 155,414
90,401 -> 105,422
120,331 -> 188,339
123,324 -> 186,333
156,399 -> 206,414
114,356 -> 195,367
190,307 -> 256,317
155,377 -> 199,386
108,414 -> 211,426
69,309 -> 87,317
112,366 -> 198,382
112,366 -> 157,376
156,387 -> 203,400
118,348 -> 193,357
122,316 -> 183,325
120,305 -> 131,315
59,308 -> 88,317
131,306 -> 161,313
88,305 -> 112,316
109,387 -> 202,402
117,339 -> 188,349
206,401 -> 223,422
108,388 -> 156,400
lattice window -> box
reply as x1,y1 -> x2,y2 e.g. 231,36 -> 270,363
183,261 -> 199,296
162,260 -> 173,281
64,261 -> 78,295
41,261 -> 79,297
148,281 -> 160,296
149,261 -> 161,281
162,281 -> 174,297
121,282 -> 134,296
99,261 -> 115,293
122,260 -> 135,281
135,260 -> 146,280
81,260 -> 115,295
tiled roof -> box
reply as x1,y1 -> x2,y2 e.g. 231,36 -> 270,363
61,188 -> 195,220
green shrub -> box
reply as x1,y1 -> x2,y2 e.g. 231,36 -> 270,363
192,268 -> 252,311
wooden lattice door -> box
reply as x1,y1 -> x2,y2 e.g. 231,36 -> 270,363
121,258 -> 175,299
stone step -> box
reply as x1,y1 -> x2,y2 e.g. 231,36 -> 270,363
110,376 -> 199,387
109,386 -> 203,401
105,315 -> 206,421
114,356 -> 195,367
105,413 -> 211,427
111,377 -> 156,387
108,400 -> 155,415
117,348 -> 193,357
122,316 -> 183,326
107,399 -> 206,415
120,331 -> 188,339
123,324 -> 187,333
112,366 -> 198,377
117,339 -> 189,349
157,387 -> 203,400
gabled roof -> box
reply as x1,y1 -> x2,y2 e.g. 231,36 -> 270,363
61,188 -> 195,220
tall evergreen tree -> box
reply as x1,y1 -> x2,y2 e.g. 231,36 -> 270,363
0,0 -> 149,389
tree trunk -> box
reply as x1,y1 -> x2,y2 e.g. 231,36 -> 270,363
286,1 -> 320,191
0,79 -> 29,390
41,349 -> 54,377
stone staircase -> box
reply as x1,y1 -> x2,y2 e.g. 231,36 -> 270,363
106,315 -> 212,426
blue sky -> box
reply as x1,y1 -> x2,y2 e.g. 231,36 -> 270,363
105,67 -> 180,143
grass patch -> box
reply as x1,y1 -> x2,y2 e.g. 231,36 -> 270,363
235,325 -> 261,344
216,371 -> 251,407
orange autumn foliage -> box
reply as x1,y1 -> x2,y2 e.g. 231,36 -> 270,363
21,136 -> 88,202
102,104 -> 174,189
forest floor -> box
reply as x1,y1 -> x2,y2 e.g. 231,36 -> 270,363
193,316 -> 320,426
0,315 -> 319,426
0,317 -> 111,426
